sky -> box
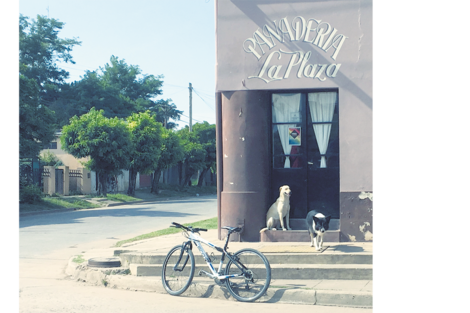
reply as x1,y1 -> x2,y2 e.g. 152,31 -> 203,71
18,0 -> 217,127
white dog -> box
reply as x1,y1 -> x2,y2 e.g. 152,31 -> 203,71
260,185 -> 292,232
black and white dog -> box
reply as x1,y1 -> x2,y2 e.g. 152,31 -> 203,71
306,210 -> 331,251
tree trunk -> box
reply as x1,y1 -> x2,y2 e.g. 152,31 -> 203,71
197,168 -> 209,187
127,168 -> 137,197
98,172 -> 108,197
151,168 -> 162,194
178,161 -> 184,185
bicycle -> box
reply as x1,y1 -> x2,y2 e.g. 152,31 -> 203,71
161,222 -> 271,302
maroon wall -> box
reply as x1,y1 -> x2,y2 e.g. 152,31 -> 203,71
218,90 -> 271,242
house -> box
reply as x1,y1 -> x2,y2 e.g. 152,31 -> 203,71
214,0 -> 372,242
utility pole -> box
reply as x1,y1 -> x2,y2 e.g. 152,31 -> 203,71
189,82 -> 193,132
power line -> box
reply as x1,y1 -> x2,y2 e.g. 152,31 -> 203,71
193,88 -> 215,111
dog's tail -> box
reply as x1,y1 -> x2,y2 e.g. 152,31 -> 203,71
259,227 -> 268,233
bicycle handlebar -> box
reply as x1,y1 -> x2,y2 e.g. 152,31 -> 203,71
171,222 -> 207,233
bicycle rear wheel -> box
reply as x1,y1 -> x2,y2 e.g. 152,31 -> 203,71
224,248 -> 271,302
161,244 -> 195,296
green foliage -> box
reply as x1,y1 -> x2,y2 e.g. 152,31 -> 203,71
193,122 -> 216,186
126,111 -> 163,195
19,14 -> 81,103
19,74 -> 56,158
60,108 -> 132,195
177,126 -> 207,185
127,111 -> 163,174
20,184 -> 43,204
19,14 -> 80,157
55,56 -> 164,125
147,99 -> 183,129
176,123 -> 216,186
39,150 -> 64,167
158,128 -> 185,171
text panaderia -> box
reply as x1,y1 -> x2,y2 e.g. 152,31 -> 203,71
243,17 -> 347,83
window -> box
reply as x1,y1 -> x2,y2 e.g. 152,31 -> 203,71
44,142 -> 57,150
272,93 -> 304,168
272,91 -> 338,169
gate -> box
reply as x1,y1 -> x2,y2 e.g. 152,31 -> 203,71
55,169 -> 64,195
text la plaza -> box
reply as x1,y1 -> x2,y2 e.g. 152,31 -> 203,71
243,16 -> 348,83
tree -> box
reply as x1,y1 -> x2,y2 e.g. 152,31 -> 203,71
177,127 -> 207,186
192,122 -> 216,186
19,74 -> 56,158
60,108 -> 132,196
19,14 -> 80,157
126,111 -> 163,196
20,14 -> 81,103
39,150 -> 64,167
147,99 -> 183,129
151,128 -> 185,194
57,56 -> 164,126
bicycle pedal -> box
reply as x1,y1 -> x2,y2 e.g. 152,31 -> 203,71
198,270 -> 203,276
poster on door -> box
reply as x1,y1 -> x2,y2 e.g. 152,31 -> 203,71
288,127 -> 301,146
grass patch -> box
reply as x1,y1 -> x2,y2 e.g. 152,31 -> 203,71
72,255 -> 86,264
115,217 -> 217,247
20,196 -> 100,212
146,184 -> 217,198
105,193 -> 140,202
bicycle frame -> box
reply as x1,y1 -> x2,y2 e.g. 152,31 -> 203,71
184,231 -> 247,280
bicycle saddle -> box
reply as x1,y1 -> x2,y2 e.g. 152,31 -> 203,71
222,226 -> 243,233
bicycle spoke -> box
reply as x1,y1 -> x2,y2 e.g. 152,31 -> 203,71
225,249 -> 271,302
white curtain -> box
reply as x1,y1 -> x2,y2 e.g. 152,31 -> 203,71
308,92 -> 336,168
273,93 -> 301,168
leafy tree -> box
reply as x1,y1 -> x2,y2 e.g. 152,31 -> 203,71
147,99 -> 182,129
60,108 -> 132,196
19,74 -> 56,158
126,111 -> 163,196
19,14 -> 80,157
151,128 -> 184,194
57,56 -> 164,125
192,122 -> 216,186
19,14 -> 81,103
177,127 -> 207,186
39,150 -> 64,167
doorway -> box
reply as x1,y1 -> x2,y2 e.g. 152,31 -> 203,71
271,91 -> 339,219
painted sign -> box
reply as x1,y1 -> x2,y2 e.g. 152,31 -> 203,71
243,17 -> 347,83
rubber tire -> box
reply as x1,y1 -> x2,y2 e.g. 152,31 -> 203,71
224,248 -> 271,302
88,257 -> 121,268
161,245 -> 195,296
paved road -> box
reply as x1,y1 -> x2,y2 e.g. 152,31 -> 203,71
20,196 -> 217,258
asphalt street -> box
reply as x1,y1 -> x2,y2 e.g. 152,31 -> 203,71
19,196 -> 217,258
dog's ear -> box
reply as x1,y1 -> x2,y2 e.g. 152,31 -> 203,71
312,216 -> 320,223
279,186 -> 282,192
325,216 -> 332,223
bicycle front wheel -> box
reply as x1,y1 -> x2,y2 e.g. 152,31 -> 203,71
161,245 -> 195,296
224,248 -> 271,302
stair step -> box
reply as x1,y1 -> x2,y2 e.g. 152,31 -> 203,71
119,252 -> 372,266
130,263 -> 372,280
260,229 -> 340,242
289,218 -> 340,230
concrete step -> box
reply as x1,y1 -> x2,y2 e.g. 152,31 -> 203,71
118,250 -> 372,266
260,229 -> 340,242
129,263 -> 372,280
289,218 -> 340,230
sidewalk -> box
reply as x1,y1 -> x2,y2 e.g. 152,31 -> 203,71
66,228 -> 373,308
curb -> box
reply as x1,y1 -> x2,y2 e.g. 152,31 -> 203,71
66,257 -> 372,308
